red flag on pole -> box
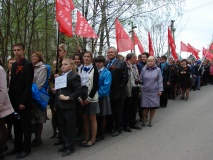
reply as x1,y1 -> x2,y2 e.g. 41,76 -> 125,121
168,28 -> 178,60
56,0 -> 74,37
75,11 -> 98,39
180,41 -> 189,52
188,43 -> 200,59
115,18 -> 134,52
148,32 -> 154,56
133,31 -> 144,54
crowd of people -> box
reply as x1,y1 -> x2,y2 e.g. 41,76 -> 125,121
0,43 -> 212,159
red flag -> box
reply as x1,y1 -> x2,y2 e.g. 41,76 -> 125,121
203,47 -> 208,56
180,41 -> 189,52
133,31 -> 144,54
148,32 -> 154,56
115,18 -> 134,52
56,0 -> 74,37
75,11 -> 98,39
188,43 -> 200,59
203,47 -> 213,60
168,28 -> 178,60
209,42 -> 213,51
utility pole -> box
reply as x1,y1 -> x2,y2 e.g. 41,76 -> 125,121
168,20 -> 175,58
129,21 -> 137,54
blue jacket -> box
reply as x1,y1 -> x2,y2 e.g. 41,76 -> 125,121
98,68 -> 112,98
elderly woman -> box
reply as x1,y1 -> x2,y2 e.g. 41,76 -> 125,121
140,56 -> 163,127
0,59 -> 14,160
31,51 -> 48,147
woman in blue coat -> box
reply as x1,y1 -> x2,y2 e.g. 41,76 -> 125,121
95,56 -> 112,141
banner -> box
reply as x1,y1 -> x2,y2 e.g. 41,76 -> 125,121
75,11 -> 98,39
56,0 -> 74,37
188,43 -> 200,59
148,32 -> 154,56
133,31 -> 144,54
168,28 -> 178,60
180,41 -> 189,52
116,18 -> 134,52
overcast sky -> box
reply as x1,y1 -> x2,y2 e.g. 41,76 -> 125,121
176,0 -> 213,58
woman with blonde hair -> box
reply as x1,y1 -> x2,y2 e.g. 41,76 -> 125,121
140,56 -> 163,127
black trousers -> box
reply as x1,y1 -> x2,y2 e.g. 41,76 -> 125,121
14,108 -> 32,152
160,90 -> 168,107
0,118 -> 7,153
57,108 -> 76,149
123,87 -> 140,127
111,99 -> 124,132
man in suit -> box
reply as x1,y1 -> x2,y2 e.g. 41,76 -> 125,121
106,47 -> 128,137
7,43 -> 34,159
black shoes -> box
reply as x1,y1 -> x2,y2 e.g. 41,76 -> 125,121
16,151 -> 30,159
53,140 -> 63,146
96,135 -> 105,142
31,139 -> 42,147
123,126 -> 132,132
141,122 -> 146,127
180,97 -> 184,100
130,125 -> 141,130
61,148 -> 74,157
57,146 -> 66,152
5,149 -> 21,156
112,131 -> 121,137
161,105 -> 167,108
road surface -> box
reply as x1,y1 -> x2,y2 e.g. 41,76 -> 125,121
6,85 -> 213,160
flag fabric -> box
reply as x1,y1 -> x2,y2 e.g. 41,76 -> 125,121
203,47 -> 213,60
209,42 -> 213,51
148,32 -> 154,56
115,18 -> 134,52
133,31 -> 144,54
75,11 -> 98,39
168,28 -> 178,60
180,41 -> 189,52
187,43 -> 200,59
56,0 -> 74,37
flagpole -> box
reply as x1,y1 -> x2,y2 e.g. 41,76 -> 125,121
55,22 -> 60,74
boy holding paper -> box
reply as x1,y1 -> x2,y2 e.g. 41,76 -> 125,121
54,58 -> 81,157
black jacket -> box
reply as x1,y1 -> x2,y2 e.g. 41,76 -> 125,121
9,58 -> 34,111
55,71 -> 81,109
107,59 -> 128,100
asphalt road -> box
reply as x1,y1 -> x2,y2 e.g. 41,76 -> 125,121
6,85 -> 213,160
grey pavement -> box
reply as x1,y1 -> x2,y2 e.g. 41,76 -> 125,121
6,85 -> 213,160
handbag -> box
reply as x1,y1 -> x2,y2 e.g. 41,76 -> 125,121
39,87 -> 50,103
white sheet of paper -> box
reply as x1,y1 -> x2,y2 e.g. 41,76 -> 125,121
55,74 -> 67,90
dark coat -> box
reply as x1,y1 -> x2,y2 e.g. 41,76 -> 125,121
168,64 -> 179,85
9,58 -> 34,111
55,71 -> 81,109
136,61 -> 146,75
107,59 -> 128,100
159,62 -> 170,89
